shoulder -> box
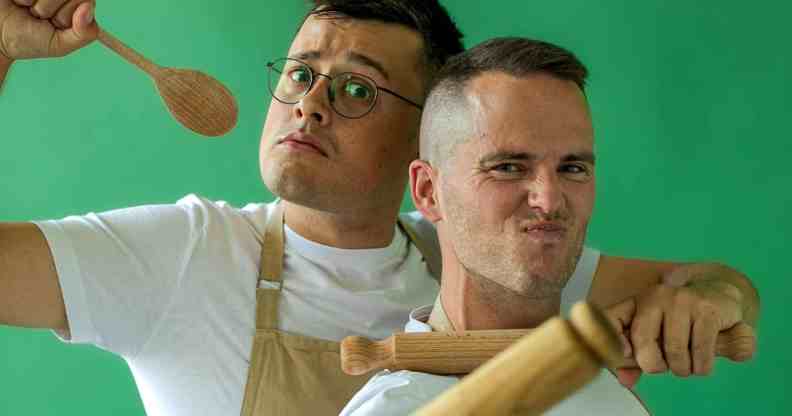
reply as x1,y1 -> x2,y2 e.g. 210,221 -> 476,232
174,194 -> 277,239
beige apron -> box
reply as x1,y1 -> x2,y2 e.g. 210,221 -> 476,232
240,204 -> 440,416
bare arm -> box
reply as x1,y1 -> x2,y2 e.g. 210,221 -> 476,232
589,255 -> 760,328
0,223 -> 68,330
0,54 -> 10,90
0,1 -> 99,329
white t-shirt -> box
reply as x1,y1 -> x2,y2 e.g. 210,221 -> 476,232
340,301 -> 649,415
34,195 -> 601,416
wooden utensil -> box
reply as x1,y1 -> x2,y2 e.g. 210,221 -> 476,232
411,302 -> 623,416
97,29 -> 238,137
341,316 -> 755,376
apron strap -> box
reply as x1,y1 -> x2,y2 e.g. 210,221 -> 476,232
255,202 -> 285,330
397,217 -> 442,283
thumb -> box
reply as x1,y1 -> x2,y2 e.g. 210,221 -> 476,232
51,2 -> 98,57
605,297 -> 637,359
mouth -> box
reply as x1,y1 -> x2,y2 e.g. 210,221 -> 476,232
521,222 -> 567,242
277,131 -> 329,157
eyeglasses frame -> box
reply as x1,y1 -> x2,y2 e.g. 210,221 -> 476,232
266,57 -> 423,119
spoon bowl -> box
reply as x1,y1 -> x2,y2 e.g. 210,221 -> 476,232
97,29 -> 238,137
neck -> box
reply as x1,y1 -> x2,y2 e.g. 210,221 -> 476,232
439,258 -> 562,331
282,200 -> 398,249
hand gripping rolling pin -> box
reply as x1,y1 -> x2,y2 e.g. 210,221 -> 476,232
341,302 -> 756,416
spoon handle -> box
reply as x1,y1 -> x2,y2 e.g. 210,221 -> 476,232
97,29 -> 161,77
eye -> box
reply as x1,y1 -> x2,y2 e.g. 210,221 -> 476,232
288,67 -> 311,84
491,163 -> 525,175
343,81 -> 374,100
560,164 -> 592,181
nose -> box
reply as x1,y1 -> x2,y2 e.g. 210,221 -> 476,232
293,76 -> 332,125
527,168 -> 565,218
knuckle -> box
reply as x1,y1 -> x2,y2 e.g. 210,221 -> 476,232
664,340 -> 689,357
692,341 -> 714,356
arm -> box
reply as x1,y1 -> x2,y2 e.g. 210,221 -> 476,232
0,1 -> 99,327
0,223 -> 68,330
0,54 -> 11,90
589,255 -> 760,328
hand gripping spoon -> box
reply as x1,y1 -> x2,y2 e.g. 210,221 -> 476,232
97,29 -> 238,137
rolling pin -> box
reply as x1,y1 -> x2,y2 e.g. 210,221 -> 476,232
411,302 -> 624,415
341,313 -> 755,376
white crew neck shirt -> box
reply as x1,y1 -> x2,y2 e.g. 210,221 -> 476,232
34,194 -> 600,416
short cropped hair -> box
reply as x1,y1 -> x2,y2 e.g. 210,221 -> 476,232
305,0 -> 465,89
421,37 -> 589,165
432,37 -> 588,93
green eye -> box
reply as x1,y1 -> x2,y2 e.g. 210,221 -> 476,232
344,82 -> 373,100
289,68 -> 311,83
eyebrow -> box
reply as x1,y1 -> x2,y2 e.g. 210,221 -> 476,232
478,151 -> 596,166
289,50 -> 391,80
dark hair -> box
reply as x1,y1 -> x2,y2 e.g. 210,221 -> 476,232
432,37 -> 588,93
305,0 -> 464,87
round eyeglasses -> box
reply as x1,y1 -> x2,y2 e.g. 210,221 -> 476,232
266,57 -> 423,119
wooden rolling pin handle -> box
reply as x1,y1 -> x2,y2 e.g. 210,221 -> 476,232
716,321 -> 756,362
97,29 -> 161,77
341,320 -> 756,375
341,335 -> 395,376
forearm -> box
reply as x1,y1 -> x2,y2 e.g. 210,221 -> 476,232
664,262 -> 760,328
0,55 -> 12,92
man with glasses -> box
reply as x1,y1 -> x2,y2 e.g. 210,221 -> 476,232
0,1 -> 759,416
266,57 -> 424,119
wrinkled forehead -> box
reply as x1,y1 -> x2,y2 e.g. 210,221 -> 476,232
288,15 -> 426,94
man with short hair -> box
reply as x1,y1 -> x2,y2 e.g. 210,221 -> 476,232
0,1 -> 758,416
340,37 -> 756,415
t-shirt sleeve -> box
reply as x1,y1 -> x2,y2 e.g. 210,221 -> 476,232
340,370 -> 459,416
34,194 -> 215,358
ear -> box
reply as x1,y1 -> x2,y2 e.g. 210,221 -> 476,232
409,159 -> 443,223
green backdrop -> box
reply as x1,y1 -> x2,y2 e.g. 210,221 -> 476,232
1,1 -> 789,414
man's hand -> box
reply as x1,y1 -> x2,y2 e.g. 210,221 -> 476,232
605,263 -> 757,388
0,0 -> 97,61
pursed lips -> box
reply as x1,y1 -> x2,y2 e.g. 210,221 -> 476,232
521,222 -> 567,241
278,131 -> 330,157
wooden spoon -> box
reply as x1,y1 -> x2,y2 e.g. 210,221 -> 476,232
97,29 -> 238,137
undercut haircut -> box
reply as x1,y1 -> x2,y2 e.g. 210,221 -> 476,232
420,37 -> 589,166
305,0 -> 465,90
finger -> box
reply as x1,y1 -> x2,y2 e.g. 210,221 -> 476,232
691,310 -> 718,376
31,0 -> 72,19
631,307 -> 668,374
52,0 -> 89,29
12,0 -> 36,6
663,304 -> 692,377
50,1 -> 96,57
605,298 -> 636,358
615,368 -> 643,389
